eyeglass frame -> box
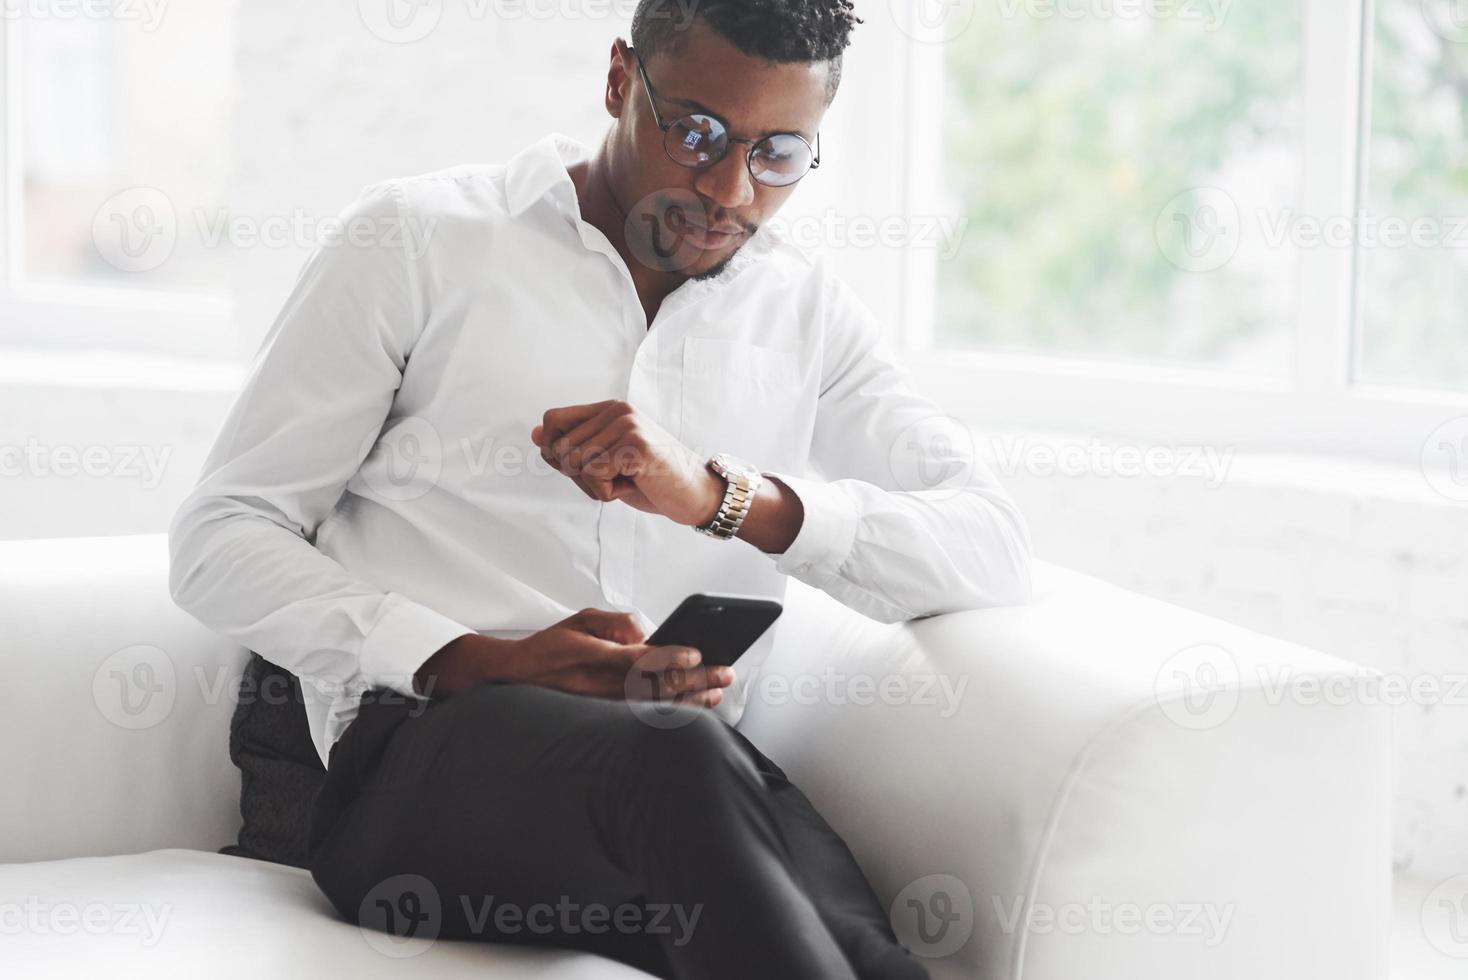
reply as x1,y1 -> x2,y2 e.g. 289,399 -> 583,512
625,44 -> 822,187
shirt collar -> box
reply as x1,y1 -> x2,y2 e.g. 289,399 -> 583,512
504,131 -> 587,219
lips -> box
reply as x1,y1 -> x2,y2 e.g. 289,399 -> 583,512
668,206 -> 745,251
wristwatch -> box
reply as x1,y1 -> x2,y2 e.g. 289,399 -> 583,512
695,452 -> 763,540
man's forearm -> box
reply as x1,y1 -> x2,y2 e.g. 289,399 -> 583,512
414,633 -> 517,698
735,473 -> 804,555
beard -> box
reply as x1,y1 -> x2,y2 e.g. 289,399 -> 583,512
691,251 -> 739,281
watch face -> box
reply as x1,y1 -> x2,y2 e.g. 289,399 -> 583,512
714,453 -> 756,481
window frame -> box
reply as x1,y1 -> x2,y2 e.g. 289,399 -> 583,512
882,0 -> 1468,468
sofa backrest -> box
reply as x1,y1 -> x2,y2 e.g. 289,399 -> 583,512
0,535 -> 249,863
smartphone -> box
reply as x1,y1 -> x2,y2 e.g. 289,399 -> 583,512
646,593 -> 784,668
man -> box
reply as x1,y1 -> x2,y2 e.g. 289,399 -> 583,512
169,0 -> 1032,976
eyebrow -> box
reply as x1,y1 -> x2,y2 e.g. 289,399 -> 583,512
661,92 -> 815,144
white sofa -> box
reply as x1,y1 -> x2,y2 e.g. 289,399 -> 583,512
1,533 -> 1391,979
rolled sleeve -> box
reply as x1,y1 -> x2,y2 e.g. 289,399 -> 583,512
763,470 -> 859,588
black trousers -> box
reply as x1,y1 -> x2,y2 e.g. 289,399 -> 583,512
306,681 -> 929,980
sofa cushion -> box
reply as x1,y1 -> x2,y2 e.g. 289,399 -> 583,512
221,653 -> 326,869
0,849 -> 657,977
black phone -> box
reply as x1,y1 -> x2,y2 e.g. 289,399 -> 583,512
646,593 -> 784,668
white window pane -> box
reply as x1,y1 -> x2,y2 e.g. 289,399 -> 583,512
19,6 -> 234,291
937,1 -> 1303,374
1357,1 -> 1468,393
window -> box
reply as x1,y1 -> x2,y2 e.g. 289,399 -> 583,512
891,0 -> 1468,465
938,0 -> 1304,374
1358,1 -> 1468,392
0,4 -> 235,357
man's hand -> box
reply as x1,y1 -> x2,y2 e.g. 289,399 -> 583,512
414,608 -> 735,708
532,400 -> 725,527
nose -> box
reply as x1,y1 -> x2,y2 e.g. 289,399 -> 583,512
693,146 -> 756,212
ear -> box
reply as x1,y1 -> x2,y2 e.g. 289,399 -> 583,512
605,38 -> 634,119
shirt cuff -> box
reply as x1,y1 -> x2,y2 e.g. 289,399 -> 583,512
359,593 -> 477,699
762,470 -> 859,588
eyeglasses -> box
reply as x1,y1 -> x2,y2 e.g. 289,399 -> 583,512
628,46 -> 821,188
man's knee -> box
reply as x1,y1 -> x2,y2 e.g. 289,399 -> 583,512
614,707 -> 760,794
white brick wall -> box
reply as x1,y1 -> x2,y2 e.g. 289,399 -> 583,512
987,431 -> 1468,879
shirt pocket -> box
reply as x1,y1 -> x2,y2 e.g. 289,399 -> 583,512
679,337 -> 811,470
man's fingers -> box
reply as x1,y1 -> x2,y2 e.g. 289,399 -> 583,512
573,608 -> 649,645
659,664 -> 734,694
538,401 -> 615,451
687,687 -> 724,709
551,404 -> 622,461
569,415 -> 636,469
623,652 -> 734,704
626,641 -> 702,673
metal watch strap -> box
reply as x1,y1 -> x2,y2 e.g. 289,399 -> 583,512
696,456 -> 762,540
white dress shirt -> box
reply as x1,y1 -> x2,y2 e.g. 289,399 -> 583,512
168,132 -> 1032,767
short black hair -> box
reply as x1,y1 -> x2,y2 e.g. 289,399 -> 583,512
630,0 -> 861,99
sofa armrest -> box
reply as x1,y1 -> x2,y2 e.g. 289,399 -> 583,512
736,562 -> 1392,980
0,535 -> 249,862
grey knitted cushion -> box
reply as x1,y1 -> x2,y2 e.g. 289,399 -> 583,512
219,653 -> 327,868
